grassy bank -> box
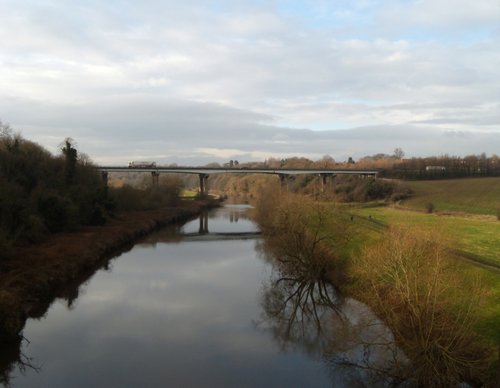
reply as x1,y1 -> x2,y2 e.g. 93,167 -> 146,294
346,226 -> 496,385
350,204 -> 500,351
400,177 -> 500,216
352,205 -> 500,267
254,190 -> 499,385
0,199 -> 215,343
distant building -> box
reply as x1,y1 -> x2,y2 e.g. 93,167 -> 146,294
425,165 -> 446,172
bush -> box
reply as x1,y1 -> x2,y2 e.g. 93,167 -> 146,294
332,176 -> 411,203
350,227 -> 492,385
0,130 -> 114,247
389,182 -> 413,201
365,179 -> 393,200
109,179 -> 183,212
255,191 -> 352,283
23,215 -> 48,243
37,192 -> 78,232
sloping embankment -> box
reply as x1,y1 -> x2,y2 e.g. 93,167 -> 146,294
0,200 -> 215,343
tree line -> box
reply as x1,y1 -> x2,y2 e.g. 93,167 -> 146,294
349,149 -> 500,180
380,154 -> 500,180
183,151 -> 500,201
0,121 -> 183,263
0,122 -> 112,260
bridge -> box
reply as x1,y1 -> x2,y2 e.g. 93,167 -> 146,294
97,166 -> 379,195
137,211 -> 261,245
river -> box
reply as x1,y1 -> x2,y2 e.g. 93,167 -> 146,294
3,204 -> 402,387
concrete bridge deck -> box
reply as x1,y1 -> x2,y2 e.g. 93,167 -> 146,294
98,166 -> 379,175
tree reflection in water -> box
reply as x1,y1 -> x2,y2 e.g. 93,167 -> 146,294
0,337 -> 40,387
0,241 -> 129,385
257,242 -> 409,387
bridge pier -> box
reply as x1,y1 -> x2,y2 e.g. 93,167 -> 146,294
151,171 -> 160,186
278,174 -> 294,191
198,212 -> 209,234
319,173 -> 335,192
319,174 -> 332,193
278,174 -> 286,191
198,173 -> 209,196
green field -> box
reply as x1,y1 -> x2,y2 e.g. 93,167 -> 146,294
400,177 -> 500,216
352,206 -> 500,266
474,269 -> 500,342
335,178 -> 500,359
348,204 -> 500,346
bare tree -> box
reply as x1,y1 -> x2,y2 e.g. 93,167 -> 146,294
393,148 -> 405,160
351,227 -> 493,386
0,120 -> 13,138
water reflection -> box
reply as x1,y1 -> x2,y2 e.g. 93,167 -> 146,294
0,338 -> 39,387
139,207 -> 260,247
0,252 -> 121,387
2,204 -> 408,387
257,248 -> 408,387
5,204 -> 335,387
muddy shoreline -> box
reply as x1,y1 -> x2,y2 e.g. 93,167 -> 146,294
0,199 -> 217,343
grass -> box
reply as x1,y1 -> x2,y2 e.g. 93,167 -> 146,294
325,180 -> 500,374
346,204 -> 500,347
472,268 -> 500,343
352,206 -> 500,266
180,189 -> 199,198
400,177 -> 500,216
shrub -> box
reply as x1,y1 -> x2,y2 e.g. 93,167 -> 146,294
23,215 -> 48,243
255,192 -> 352,283
389,182 -> 413,201
332,176 -> 411,203
0,131 -> 114,246
365,179 -> 393,200
350,227 -> 492,385
109,179 -> 183,212
37,192 -> 78,232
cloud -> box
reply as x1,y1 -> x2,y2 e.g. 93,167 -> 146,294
378,0 -> 500,33
2,96 -> 498,166
0,1 -> 499,163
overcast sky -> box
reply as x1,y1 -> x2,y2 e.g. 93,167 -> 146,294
1,0 -> 499,165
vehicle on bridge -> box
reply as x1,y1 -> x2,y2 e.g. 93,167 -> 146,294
128,161 -> 157,168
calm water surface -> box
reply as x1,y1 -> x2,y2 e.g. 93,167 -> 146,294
7,205 -> 400,387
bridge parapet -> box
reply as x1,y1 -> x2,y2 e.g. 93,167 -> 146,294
98,166 -> 379,176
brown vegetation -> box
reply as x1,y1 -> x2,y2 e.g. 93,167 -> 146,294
253,185 -> 496,386
108,177 -> 183,212
349,227 -> 494,386
254,184 -> 352,284
330,176 -> 412,202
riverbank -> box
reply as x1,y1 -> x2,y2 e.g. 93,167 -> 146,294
253,191 -> 499,385
0,199 -> 218,343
